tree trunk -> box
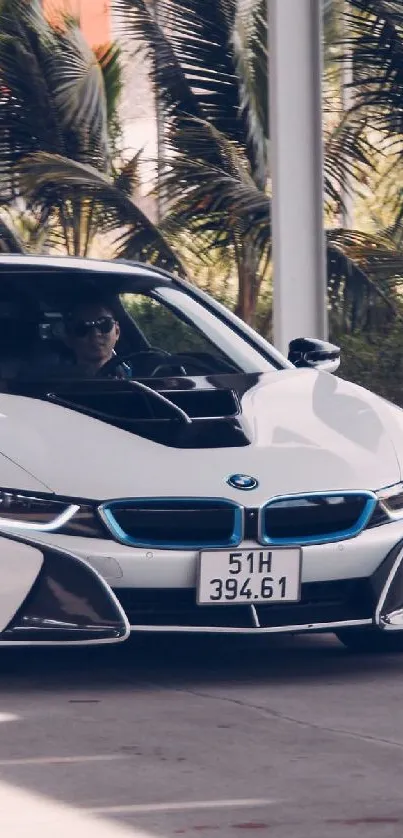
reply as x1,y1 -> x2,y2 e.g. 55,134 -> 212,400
234,240 -> 261,325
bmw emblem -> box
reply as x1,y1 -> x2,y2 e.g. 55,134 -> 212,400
227,474 -> 259,491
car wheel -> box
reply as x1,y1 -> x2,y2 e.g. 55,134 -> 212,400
335,627 -> 403,653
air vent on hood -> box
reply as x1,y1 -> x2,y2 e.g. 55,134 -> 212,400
42,384 -> 239,422
12,378 -> 251,448
159,388 -> 240,419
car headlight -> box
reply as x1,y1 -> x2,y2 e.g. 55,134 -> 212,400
376,484 -> 403,520
0,491 -> 108,537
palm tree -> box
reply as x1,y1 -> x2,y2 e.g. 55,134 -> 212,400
0,0 -> 181,269
109,0 -> 403,329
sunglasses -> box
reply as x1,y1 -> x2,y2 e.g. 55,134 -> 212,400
69,316 -> 116,339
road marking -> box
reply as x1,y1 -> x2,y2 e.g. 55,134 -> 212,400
0,780 -> 154,837
86,798 -> 279,815
0,713 -> 19,723
0,754 -> 129,767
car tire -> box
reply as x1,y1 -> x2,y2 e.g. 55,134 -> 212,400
335,627 -> 403,653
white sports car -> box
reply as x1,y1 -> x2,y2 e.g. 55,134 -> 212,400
0,253 -> 403,651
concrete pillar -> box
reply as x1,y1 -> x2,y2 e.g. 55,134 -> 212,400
268,0 -> 328,356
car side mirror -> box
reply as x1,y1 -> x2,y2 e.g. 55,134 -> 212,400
288,337 -> 341,373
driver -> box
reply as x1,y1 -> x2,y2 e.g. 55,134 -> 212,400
62,294 -> 132,379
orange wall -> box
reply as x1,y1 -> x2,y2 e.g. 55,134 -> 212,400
43,0 -> 110,46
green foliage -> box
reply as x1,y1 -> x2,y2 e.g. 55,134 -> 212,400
19,152 -> 183,267
347,0 -> 403,146
0,0 -> 110,184
112,0 -> 403,327
0,0 -> 174,259
123,295 -> 207,353
95,42 -> 124,157
336,327 -> 403,407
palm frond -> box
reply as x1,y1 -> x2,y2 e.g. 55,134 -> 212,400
232,0 -> 268,188
158,149 -> 271,250
385,209 -> 403,249
329,228 -> 403,283
113,0 -> 212,164
112,0 -> 265,179
0,215 -> 25,253
327,227 -> 403,332
0,0 -> 64,198
344,0 -> 403,139
113,150 -> 143,195
18,151 -> 184,271
323,110 -> 374,211
0,0 -> 111,205
42,17 -> 110,169
95,42 -> 123,131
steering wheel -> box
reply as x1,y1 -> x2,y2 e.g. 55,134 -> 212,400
150,353 -> 218,376
102,349 -> 218,378
99,348 -> 172,378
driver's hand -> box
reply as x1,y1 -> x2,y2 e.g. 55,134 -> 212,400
98,362 -> 131,380
114,368 -> 129,380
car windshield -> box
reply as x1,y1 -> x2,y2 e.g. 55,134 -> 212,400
119,285 -> 277,377
0,270 -> 282,388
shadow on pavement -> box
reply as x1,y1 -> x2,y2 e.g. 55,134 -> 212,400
0,631 -> 402,691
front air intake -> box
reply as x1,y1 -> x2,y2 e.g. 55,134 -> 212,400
261,492 -> 376,545
99,498 -> 243,549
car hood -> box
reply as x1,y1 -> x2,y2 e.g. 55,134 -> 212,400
0,370 -> 402,502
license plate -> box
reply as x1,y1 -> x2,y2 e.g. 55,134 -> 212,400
197,548 -> 302,605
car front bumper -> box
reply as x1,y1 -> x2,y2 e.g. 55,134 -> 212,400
2,518 -> 403,636
0,532 -> 130,645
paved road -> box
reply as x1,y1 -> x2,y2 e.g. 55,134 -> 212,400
0,632 -> 402,838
